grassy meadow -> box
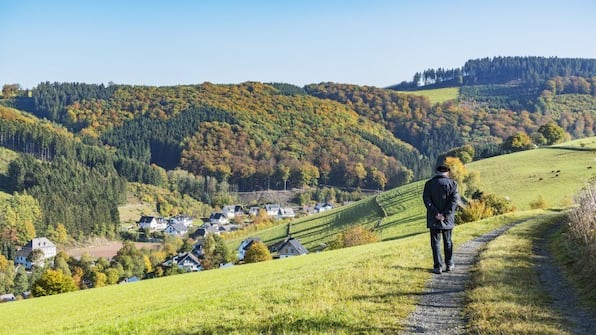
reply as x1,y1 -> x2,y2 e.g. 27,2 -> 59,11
468,144 -> 596,210
0,211 -> 539,335
397,87 -> 460,104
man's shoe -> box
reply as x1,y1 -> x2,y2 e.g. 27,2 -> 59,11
433,267 -> 442,274
446,265 -> 455,272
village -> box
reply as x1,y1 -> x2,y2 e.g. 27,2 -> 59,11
131,202 -> 336,271
0,201 -> 337,302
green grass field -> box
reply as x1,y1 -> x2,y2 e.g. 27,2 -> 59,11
227,141 -> 596,250
397,87 -> 460,104
468,145 -> 596,210
553,136 -> 596,149
0,211 -> 538,335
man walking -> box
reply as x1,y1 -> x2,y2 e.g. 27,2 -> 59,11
422,164 -> 459,274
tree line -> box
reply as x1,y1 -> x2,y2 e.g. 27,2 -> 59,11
391,56 -> 596,90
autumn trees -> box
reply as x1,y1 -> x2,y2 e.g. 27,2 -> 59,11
243,241 -> 272,263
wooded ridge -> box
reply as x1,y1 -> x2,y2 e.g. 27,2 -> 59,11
0,56 -> 595,243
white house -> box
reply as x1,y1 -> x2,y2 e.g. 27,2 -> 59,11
14,237 -> 57,269
280,207 -> 296,219
209,212 -> 229,225
164,252 -> 202,272
265,204 -> 282,217
164,223 -> 189,236
138,216 -> 167,231
222,205 -> 245,219
314,203 -> 334,213
171,215 -> 193,227
0,293 -> 16,302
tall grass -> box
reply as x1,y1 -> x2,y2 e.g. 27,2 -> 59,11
556,180 -> 596,307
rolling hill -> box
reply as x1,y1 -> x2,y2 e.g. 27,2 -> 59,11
225,138 -> 596,250
1,136 -> 593,334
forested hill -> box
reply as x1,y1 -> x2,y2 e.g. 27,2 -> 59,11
7,58 -> 596,196
23,82 -> 421,192
1,55 -> 596,244
389,56 -> 596,90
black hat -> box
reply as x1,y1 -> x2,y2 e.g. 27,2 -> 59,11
436,165 -> 450,173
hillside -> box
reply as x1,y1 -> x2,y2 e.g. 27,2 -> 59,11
1,56 -> 596,245
225,138 -> 596,251
1,138 -> 593,334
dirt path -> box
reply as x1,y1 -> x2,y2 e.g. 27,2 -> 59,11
534,222 -> 596,335
401,220 -> 596,334
400,224 -> 518,334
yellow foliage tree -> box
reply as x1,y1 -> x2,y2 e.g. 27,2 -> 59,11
244,241 -> 272,263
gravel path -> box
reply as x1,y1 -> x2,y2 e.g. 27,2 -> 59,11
400,224 -> 518,335
534,221 -> 596,335
401,219 -> 596,335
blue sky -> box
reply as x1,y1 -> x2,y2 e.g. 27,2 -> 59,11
1,0 -> 595,89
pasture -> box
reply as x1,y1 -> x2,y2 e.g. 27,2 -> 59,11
468,145 -> 596,210
0,138 -> 594,334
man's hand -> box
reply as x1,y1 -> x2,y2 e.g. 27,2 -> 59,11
435,213 -> 445,221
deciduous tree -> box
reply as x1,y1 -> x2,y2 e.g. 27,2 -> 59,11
31,269 -> 77,297
244,241 -> 272,263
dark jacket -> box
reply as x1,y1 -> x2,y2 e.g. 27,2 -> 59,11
422,174 -> 459,229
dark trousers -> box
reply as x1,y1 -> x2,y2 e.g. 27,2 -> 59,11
430,229 -> 453,269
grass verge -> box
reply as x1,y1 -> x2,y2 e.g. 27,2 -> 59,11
465,211 -> 573,335
549,222 -> 596,310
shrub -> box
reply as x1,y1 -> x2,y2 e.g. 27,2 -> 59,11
31,269 -> 78,297
481,193 -> 514,215
529,195 -> 548,209
331,225 -> 378,249
456,199 -> 492,224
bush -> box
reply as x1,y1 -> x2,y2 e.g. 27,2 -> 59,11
244,241 -> 272,263
529,195 -> 548,209
31,269 -> 78,297
330,225 -> 378,249
456,199 -> 492,224
481,193 -> 514,215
